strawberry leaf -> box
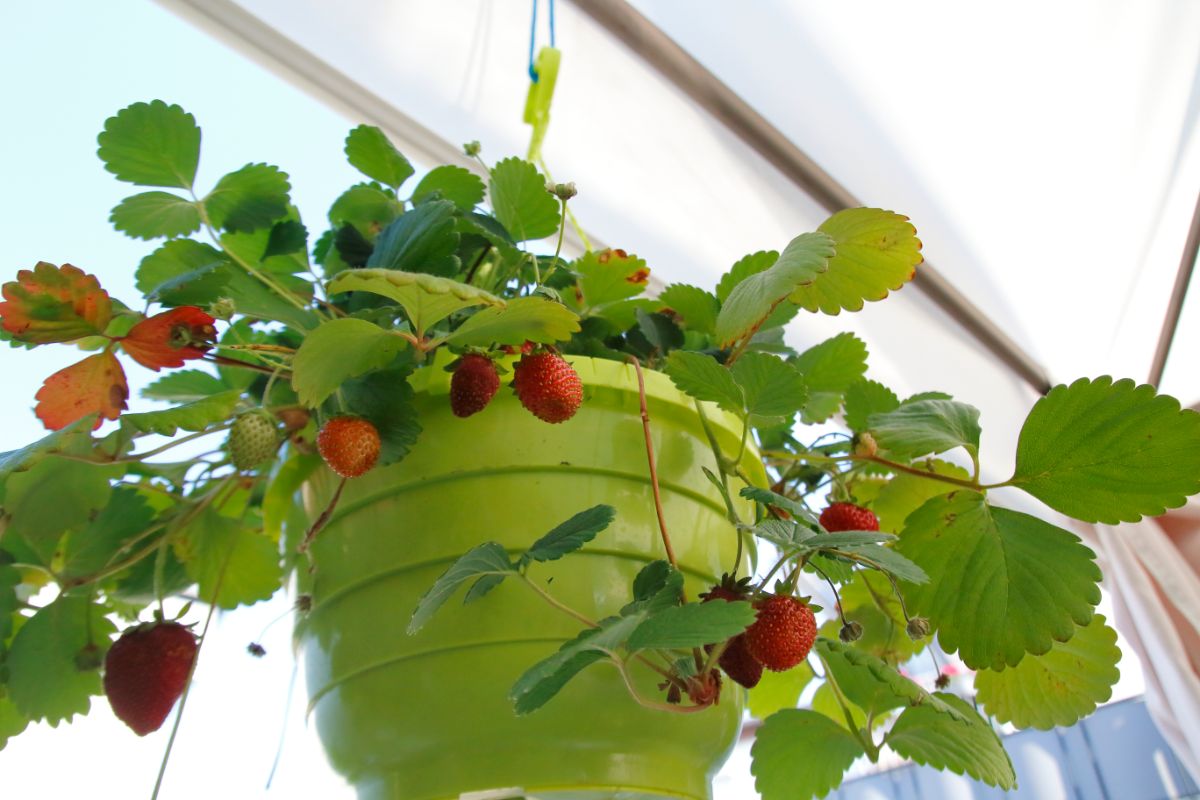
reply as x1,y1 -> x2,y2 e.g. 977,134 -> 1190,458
713,232 -> 834,347
135,240 -> 232,307
344,125 -> 414,190
658,284 -> 719,335
178,508 -> 282,609
407,542 -> 516,634
868,399 -> 981,461
791,332 -> 868,423
328,183 -> 401,235
896,492 -> 1101,670
118,390 -> 243,437
747,660 -> 813,720
750,709 -> 865,800
567,249 -> 651,311
291,318 -> 408,407
6,596 -> 116,726
816,638 -> 963,720
871,458 -> 969,534
203,163 -> 291,233
0,418 -> 96,483
35,351 -> 128,430
366,200 -> 461,277
663,350 -> 744,415
97,100 -> 200,189
327,269 -> 502,338
412,165 -> 485,210
0,692 -> 29,750
110,191 -> 201,240
443,296 -> 581,347
488,158 -> 560,242
263,453 -> 321,544
120,306 -> 217,371
627,600 -> 756,650
60,487 -> 156,581
731,352 -> 808,421
141,369 -> 228,402
885,694 -> 1016,789
1010,376 -> 1200,523
789,208 -> 922,314
843,378 -> 900,432
0,262 -> 113,345
522,504 -> 616,565
974,614 -> 1120,730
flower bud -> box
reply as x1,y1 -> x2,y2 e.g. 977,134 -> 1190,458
906,616 -> 931,640
839,620 -> 864,642
463,140 -> 481,157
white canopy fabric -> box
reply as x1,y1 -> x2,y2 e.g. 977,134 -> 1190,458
156,0 -> 1200,783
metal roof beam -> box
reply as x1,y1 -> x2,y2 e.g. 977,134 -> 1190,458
1148,187 -> 1200,387
570,0 -> 1053,395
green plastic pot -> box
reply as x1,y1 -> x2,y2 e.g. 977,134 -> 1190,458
296,357 -> 764,800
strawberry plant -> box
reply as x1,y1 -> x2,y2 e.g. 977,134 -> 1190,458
1,94 -> 1199,800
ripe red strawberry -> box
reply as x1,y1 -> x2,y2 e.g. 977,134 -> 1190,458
512,351 -> 583,423
701,582 -> 762,689
104,621 -> 197,736
744,595 -> 817,672
317,416 -> 380,478
819,502 -> 879,532
450,354 -> 500,418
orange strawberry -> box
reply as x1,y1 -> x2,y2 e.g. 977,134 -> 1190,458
317,416 -> 380,478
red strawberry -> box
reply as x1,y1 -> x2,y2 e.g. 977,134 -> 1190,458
701,582 -> 763,689
512,352 -> 583,423
744,595 -> 817,672
104,621 -> 197,736
450,354 -> 500,418
317,416 -> 380,478
819,502 -> 879,532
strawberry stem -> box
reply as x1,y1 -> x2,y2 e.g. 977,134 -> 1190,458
297,477 -> 348,561
629,359 -> 681,581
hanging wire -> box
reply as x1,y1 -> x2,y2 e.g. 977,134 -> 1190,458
528,0 -> 557,82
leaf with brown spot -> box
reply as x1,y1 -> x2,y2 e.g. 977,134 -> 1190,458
0,263 -> 112,345
120,306 -> 217,370
34,351 -> 128,430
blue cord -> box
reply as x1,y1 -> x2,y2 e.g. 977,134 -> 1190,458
529,0 -> 557,82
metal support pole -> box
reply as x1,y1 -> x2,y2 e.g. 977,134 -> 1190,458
1148,188 -> 1200,387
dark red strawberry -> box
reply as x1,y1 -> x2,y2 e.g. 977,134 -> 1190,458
819,502 -> 879,532
512,351 -> 583,423
702,581 -> 762,688
744,594 -> 817,672
104,621 -> 197,736
450,354 -> 500,417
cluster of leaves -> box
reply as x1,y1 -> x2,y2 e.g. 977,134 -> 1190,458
0,96 -> 1198,800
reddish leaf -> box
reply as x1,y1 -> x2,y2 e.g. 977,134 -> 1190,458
35,351 -> 128,430
120,306 -> 217,371
0,262 -> 113,344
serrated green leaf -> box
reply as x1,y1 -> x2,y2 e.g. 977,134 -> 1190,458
6,596 -> 116,725
886,694 -> 1016,789
975,614 -> 1120,729
489,158 -> 560,241
110,191 -> 200,240
739,486 -> 822,529
869,399 -> 981,460
0,565 -> 20,647
753,519 -> 814,550
1010,376 -> 1200,523
6,456 -> 119,565
328,268 -> 501,336
627,600 -> 755,650
264,220 -> 308,258
630,309 -> 683,359
843,378 -> 900,432
568,249 -> 651,311
135,239 -> 232,307
792,332 -> 868,423
663,351 -> 743,414
817,638 -> 962,720
523,505 -> 616,565
747,660 -> 813,719
790,208 -> 922,314
658,284 -> 719,335
407,542 -> 515,634
807,553 -> 857,585
714,233 -> 834,346
97,100 -> 200,189
203,163 -> 291,233
831,542 -> 927,584
732,352 -> 808,420
119,390 -> 243,437
60,487 -> 156,581
141,369 -> 227,402
263,452 -> 321,544
0,694 -> 29,750
622,561 -> 685,616
328,183 -> 400,235
334,367 -> 422,468
443,296 -> 580,347
871,458 -> 970,534
715,251 -> 777,302
510,614 -> 643,715
223,271 -> 318,332
896,492 -> 1101,670
345,125 -> 414,189
412,165 -> 486,210
751,709 -> 865,800
290,318 -> 406,407
180,508 -> 281,609
367,199 -> 460,276
0,419 -> 95,483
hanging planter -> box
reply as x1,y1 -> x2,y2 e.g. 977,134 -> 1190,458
298,357 -> 761,798
1,91 -> 1198,800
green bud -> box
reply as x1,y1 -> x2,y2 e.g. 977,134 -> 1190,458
839,620 -> 864,642
463,140 -> 482,157
906,616 -> 931,640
